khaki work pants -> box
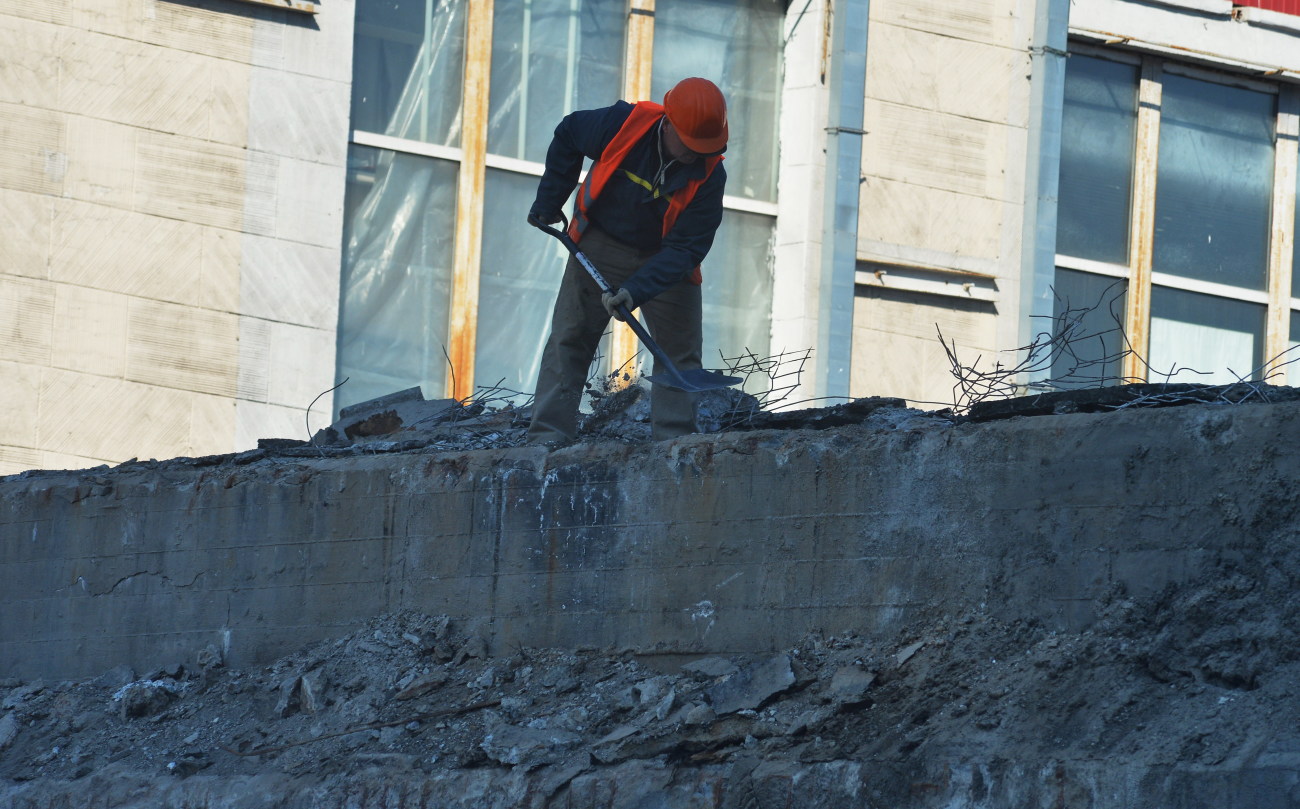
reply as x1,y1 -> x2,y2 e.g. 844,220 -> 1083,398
528,226 -> 703,444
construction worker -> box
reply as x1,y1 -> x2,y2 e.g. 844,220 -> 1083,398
526,77 -> 729,446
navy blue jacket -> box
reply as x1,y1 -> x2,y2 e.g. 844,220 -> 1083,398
530,101 -> 727,307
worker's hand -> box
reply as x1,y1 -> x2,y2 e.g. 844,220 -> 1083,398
602,288 -> 633,322
528,207 -> 563,227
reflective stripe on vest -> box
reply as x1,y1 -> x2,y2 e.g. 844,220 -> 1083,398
568,101 -> 722,286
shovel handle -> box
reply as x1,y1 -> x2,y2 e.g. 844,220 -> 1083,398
528,211 -> 679,368
528,211 -> 741,392
528,211 -> 616,298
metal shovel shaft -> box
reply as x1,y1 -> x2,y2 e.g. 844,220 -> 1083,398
529,214 -> 742,393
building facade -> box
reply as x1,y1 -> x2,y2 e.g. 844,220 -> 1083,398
1,0 -> 1299,473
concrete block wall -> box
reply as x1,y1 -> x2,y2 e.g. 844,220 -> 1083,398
850,0 -> 1035,407
3,399 -> 1297,682
0,0 -> 351,475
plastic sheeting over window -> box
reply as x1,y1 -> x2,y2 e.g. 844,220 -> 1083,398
475,169 -> 571,394
351,0 -> 467,146
653,0 -> 782,204
337,146 -> 459,411
337,0 -> 467,410
652,0 -> 781,374
703,208 -> 774,364
488,0 -> 624,163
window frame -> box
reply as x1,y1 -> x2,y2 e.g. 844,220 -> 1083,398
1056,41 -> 1300,383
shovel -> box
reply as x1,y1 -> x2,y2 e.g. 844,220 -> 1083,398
529,213 -> 743,393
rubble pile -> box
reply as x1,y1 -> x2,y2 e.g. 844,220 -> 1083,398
283,383 -> 919,457
4,565 -> 1300,807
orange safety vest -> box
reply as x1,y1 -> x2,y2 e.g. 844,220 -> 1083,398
568,101 -> 722,285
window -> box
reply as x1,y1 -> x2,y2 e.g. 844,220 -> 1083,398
337,0 -> 467,408
336,0 -> 784,410
1053,48 -> 1300,387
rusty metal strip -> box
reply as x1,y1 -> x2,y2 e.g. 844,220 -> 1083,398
1265,85 -> 1299,377
447,0 -> 495,401
608,0 -> 657,386
1123,58 -> 1162,382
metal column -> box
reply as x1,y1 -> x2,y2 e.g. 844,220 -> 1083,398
1019,0 -> 1071,384
816,0 -> 868,401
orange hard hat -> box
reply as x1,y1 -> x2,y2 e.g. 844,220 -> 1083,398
663,77 -> 729,154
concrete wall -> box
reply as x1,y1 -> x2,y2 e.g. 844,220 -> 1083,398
4,398 -> 1298,682
1071,0 -> 1300,73
0,0 -> 349,475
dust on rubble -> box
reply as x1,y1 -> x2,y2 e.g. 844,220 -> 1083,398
4,573 -> 1300,799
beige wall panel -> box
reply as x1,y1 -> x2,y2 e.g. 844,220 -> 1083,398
240,151 -> 281,238
63,116 -> 139,209
50,200 -> 204,306
0,189 -> 52,280
50,284 -> 129,378
201,228 -> 242,314
863,99 -> 1009,200
60,30 -> 212,139
0,0 -> 70,26
70,0 -> 142,40
35,449 -> 106,472
0,361 -> 40,448
266,322 -> 335,410
239,234 -> 337,328
38,369 -> 192,461
142,0 -> 254,62
867,21 -> 1024,125
0,18 -> 60,107
0,103 -> 66,196
249,15 -> 288,71
0,276 -> 54,365
247,68 -> 347,164
209,62 -> 253,149
236,316 -> 272,403
189,391 -> 237,457
851,288 -> 997,406
859,176 -> 1003,260
870,0 -> 1027,47
0,446 -> 42,477
235,399 -> 317,451
280,0 -> 356,84
274,156 -> 343,247
134,132 -> 253,232
125,299 -> 240,397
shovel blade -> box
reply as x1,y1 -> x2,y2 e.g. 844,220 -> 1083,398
644,368 -> 744,393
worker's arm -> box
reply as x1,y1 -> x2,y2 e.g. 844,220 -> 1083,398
529,102 -> 632,222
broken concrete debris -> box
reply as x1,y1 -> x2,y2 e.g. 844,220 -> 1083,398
113,680 -> 184,721
6,572 -> 1300,808
0,713 -> 17,752
705,654 -> 796,716
304,382 -> 918,454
